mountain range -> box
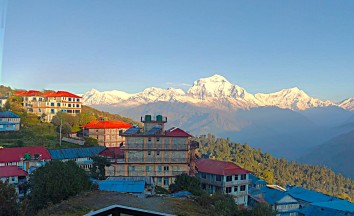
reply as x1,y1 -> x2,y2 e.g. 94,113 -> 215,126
81,74 -> 354,178
82,74 -> 352,111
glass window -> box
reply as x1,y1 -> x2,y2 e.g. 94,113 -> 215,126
51,109 -> 55,114
68,98 -> 72,101
148,151 -> 151,156
234,186 -> 238,192
51,102 -> 54,106
148,137 -> 152,142
157,151 -> 160,156
201,173 -> 206,179
226,187 -> 232,194
164,166 -> 169,171
235,175 -> 239,180
241,174 -> 246,180
77,98 -> 80,102
57,103 -> 61,107
68,104 -> 71,107
158,177 -> 162,183
226,176 -> 232,182
158,166 -> 162,172
146,166 -> 150,172
131,166 -> 135,172
216,175 -> 222,181
240,185 -> 246,191
156,137 -> 160,142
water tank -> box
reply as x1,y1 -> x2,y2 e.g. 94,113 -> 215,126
145,115 -> 151,122
24,153 -> 31,160
156,115 -> 163,122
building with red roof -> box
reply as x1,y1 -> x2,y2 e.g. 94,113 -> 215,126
0,166 -> 28,196
82,120 -> 132,147
196,158 -> 251,206
0,146 -> 52,171
106,114 -> 199,189
14,90 -> 82,122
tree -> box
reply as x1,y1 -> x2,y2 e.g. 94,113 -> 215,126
84,137 -> 99,147
248,203 -> 276,216
0,181 -> 19,216
169,173 -> 202,195
28,160 -> 92,212
90,156 -> 111,180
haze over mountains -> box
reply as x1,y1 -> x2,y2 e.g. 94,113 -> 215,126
82,74 -> 354,178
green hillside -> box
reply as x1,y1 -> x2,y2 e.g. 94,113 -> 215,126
196,134 -> 354,202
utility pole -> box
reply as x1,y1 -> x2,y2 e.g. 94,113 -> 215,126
59,118 -> 62,146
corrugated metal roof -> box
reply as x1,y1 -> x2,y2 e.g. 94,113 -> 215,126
0,166 -> 28,177
83,120 -> 131,129
48,146 -> 106,160
0,146 -> 51,163
196,158 -> 251,175
287,186 -> 340,203
311,200 -> 354,213
165,127 -> 192,137
0,111 -> 20,118
98,180 -> 145,193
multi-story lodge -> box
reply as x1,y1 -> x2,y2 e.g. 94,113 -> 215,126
14,90 -> 82,122
195,158 -> 251,206
106,115 -> 199,188
0,111 -> 20,131
82,120 -> 131,147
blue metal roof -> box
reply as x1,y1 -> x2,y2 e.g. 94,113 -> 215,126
98,180 -> 145,193
249,174 -> 267,185
287,186 -> 340,203
0,111 -> 20,118
259,186 -> 289,205
48,146 -> 106,160
311,200 -> 354,213
299,205 -> 352,216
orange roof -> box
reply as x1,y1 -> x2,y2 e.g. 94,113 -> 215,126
83,120 -> 132,129
14,90 -> 81,98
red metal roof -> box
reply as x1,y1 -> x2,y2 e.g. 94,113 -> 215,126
165,127 -> 192,137
99,147 -> 124,158
83,120 -> 131,129
14,90 -> 81,98
0,146 -> 52,163
0,166 -> 28,177
196,158 -> 251,175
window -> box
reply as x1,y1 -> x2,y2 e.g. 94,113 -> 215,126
68,104 -> 71,107
68,98 -> 72,101
146,166 -> 150,172
39,98 -> 42,101
240,185 -> 246,191
76,104 -> 80,108
156,137 -> 160,142
216,175 -> 222,181
77,98 -> 80,102
131,166 -> 135,172
157,151 -> 160,156
164,166 -> 169,171
57,103 -> 61,107
158,166 -> 162,172
234,175 -> 239,180
234,186 -> 238,192
51,109 -> 55,114
226,187 -> 232,194
148,137 -> 152,142
164,178 -> 169,185
241,174 -> 246,180
158,177 -> 162,184
148,151 -> 151,156
51,102 -> 54,106
201,173 -> 206,179
226,176 -> 232,182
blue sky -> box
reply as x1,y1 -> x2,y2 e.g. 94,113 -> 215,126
1,0 -> 354,101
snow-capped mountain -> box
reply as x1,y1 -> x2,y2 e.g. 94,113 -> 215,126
255,87 -> 335,110
339,98 -> 354,111
81,74 -> 345,111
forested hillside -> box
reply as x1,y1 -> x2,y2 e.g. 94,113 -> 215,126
195,134 -> 354,202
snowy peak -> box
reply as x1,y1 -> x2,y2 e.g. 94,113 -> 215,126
255,87 -> 334,110
339,98 -> 354,111
187,74 -> 249,99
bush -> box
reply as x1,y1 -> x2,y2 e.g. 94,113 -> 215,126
169,173 -> 203,196
0,181 -> 19,216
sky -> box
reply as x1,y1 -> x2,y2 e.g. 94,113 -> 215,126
1,0 -> 354,102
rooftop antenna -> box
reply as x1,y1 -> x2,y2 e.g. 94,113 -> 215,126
0,0 -> 8,83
